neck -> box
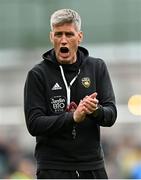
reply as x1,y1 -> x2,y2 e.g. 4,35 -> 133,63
59,58 -> 77,64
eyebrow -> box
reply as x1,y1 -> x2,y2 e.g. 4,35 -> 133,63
54,31 -> 75,36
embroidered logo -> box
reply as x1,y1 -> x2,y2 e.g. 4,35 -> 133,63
81,77 -> 91,88
52,83 -> 62,90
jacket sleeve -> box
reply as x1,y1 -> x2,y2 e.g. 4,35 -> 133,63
24,70 -> 74,137
92,59 -> 117,127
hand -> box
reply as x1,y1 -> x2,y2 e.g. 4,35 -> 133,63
82,92 -> 99,114
73,92 -> 99,123
73,100 -> 86,123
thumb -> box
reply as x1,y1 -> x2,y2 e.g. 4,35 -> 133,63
89,92 -> 97,99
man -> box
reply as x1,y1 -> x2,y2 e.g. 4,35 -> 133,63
24,9 -> 117,179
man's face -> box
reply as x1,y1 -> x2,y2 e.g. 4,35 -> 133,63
50,23 -> 83,64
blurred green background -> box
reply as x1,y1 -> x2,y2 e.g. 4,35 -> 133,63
0,0 -> 141,48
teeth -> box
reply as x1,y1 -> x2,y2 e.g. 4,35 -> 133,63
60,47 -> 69,53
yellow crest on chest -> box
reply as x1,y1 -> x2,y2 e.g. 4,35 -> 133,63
81,77 -> 91,88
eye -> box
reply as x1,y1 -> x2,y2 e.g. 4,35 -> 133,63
54,32 -> 62,37
65,32 -> 75,37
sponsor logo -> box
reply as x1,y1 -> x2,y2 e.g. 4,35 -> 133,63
52,83 -> 62,90
50,96 -> 66,113
81,77 -> 91,88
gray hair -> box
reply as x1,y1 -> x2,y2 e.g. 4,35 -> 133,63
50,9 -> 81,31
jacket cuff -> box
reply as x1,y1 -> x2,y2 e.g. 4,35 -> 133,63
92,105 -> 104,119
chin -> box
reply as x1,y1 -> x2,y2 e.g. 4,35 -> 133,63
58,57 -> 70,63
59,60 -> 71,64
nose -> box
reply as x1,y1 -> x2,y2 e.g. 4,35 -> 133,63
60,34 -> 67,45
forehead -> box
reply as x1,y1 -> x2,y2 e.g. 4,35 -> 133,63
52,23 -> 78,32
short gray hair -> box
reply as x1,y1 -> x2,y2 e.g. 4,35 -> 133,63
50,9 -> 81,31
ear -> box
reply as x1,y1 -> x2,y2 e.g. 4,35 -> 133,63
78,31 -> 83,44
50,32 -> 54,44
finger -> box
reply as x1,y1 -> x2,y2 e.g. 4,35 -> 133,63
83,99 -> 99,113
83,96 -> 89,101
83,98 -> 99,107
89,92 -> 97,99
83,106 -> 93,114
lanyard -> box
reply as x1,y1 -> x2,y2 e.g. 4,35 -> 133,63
59,65 -> 80,106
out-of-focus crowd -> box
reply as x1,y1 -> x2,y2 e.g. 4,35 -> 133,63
0,135 -> 36,179
103,135 -> 141,179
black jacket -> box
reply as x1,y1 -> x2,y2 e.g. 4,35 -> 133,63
24,46 -> 117,171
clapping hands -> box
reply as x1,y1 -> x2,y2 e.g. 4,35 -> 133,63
73,92 -> 99,123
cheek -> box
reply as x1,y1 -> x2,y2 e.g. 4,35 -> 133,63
53,40 -> 60,49
71,40 -> 79,50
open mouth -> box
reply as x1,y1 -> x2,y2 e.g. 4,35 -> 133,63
60,47 -> 69,53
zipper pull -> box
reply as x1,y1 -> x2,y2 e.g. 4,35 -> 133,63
72,125 -> 76,139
